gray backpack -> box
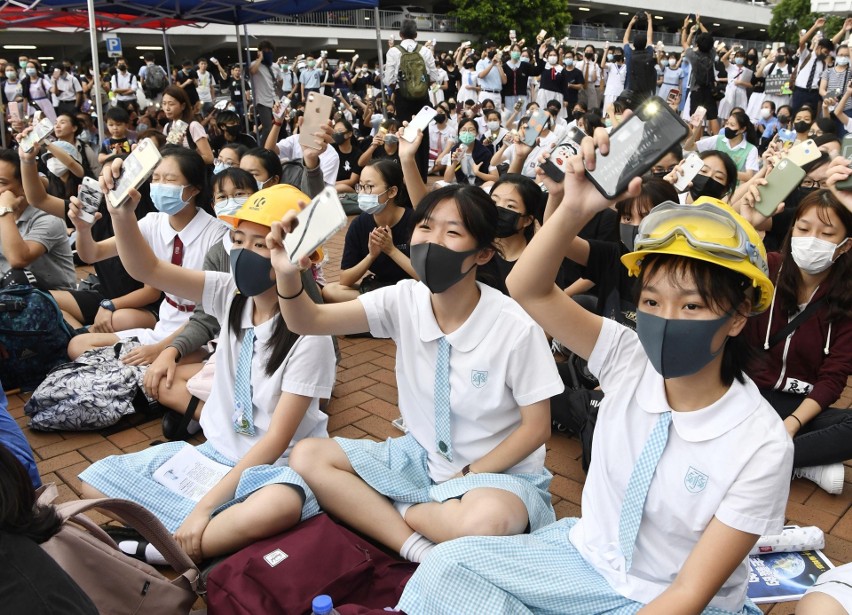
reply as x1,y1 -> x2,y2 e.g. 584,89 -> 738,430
25,340 -> 152,431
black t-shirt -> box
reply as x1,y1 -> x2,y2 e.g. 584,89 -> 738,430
562,68 -> 585,109
0,531 -> 98,614
341,207 -> 413,286
583,239 -> 637,322
175,69 -> 199,106
479,253 -> 516,295
371,145 -> 400,165
445,67 -> 461,101
65,187 -> 158,300
558,208 -> 618,289
334,144 -> 362,182
209,132 -> 258,156
225,77 -> 251,103
450,140 -> 491,185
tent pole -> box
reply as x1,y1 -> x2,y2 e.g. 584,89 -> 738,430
162,29 -> 172,84
374,7 -> 387,120
243,24 -> 260,142
87,0 -> 105,144
0,109 -> 7,148
235,24 -> 250,135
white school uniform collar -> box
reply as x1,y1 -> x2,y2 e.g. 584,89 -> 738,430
634,365 -> 760,442
159,206 -> 211,246
413,281 -> 504,352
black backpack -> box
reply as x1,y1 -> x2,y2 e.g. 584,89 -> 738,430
143,65 -> 168,95
628,48 -> 657,99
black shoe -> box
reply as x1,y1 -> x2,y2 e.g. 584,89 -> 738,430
161,397 -> 201,441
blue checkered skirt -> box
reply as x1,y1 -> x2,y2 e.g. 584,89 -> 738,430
78,441 -> 320,533
398,518 -> 762,615
334,433 -> 556,532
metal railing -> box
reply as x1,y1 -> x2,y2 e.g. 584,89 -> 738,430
263,9 -> 461,33
567,24 -> 768,50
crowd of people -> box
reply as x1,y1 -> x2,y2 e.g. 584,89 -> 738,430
1,9 -> 852,615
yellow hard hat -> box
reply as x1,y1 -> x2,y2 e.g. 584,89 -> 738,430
220,184 -> 323,263
620,197 -> 774,314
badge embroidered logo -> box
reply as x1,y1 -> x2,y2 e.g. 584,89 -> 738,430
471,370 -> 488,388
684,466 -> 709,493
263,548 -> 288,567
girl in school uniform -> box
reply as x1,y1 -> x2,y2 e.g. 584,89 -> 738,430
68,147 -> 226,363
270,183 -> 564,564
161,86 -> 214,165
78,184 -> 336,563
396,133 -> 794,614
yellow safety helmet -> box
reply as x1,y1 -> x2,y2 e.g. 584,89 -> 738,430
620,197 -> 774,314
220,184 -> 323,263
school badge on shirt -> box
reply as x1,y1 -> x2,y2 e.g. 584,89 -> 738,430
684,466 -> 709,493
471,370 -> 488,388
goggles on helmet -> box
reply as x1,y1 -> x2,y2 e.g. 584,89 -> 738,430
633,201 -> 769,276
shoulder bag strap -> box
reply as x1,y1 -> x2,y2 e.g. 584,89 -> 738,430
767,296 -> 826,349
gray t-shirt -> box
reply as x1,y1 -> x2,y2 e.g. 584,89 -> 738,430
251,62 -> 277,107
1,206 -> 75,290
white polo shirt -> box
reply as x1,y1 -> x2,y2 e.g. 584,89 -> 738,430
198,272 -> 335,463
359,280 -> 564,482
570,318 -> 793,611
274,134 -> 340,187
124,209 -> 225,341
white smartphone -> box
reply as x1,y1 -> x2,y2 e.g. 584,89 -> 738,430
166,119 -> 188,145
77,176 -> 103,224
20,117 -> 55,153
674,152 -> 705,192
299,92 -> 335,151
284,187 -> 347,266
538,29 -> 548,39
273,95 -> 290,120
107,138 -> 163,209
403,106 -> 438,142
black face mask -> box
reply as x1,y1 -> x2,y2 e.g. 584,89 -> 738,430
572,110 -> 584,121
495,207 -> 522,238
223,125 -> 241,136
794,120 -> 811,134
777,114 -> 790,124
723,127 -> 739,140
690,174 -> 727,201
332,132 -> 347,144
585,52 -> 594,59
619,223 -> 639,251
434,113 -> 446,124
776,55 -> 786,63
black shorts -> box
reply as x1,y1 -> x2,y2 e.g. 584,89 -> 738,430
68,289 -> 159,325
689,89 -> 719,121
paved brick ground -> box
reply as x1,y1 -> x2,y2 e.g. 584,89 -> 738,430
14,218 -> 852,614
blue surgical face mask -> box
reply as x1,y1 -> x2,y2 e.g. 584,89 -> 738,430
735,57 -> 744,65
256,176 -> 274,191
150,183 -> 190,215
214,195 -> 249,219
635,311 -> 731,379
213,160 -> 230,175
357,188 -> 390,215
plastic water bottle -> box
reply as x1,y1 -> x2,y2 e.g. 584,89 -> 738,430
312,594 -> 341,615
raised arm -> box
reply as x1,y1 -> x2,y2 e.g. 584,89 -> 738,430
17,137 -> 66,219
800,17 -> 826,52
398,128 -> 428,208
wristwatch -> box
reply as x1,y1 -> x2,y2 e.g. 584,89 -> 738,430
0,207 -> 15,217
99,299 -> 117,312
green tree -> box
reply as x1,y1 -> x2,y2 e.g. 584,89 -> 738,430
769,0 -> 843,46
449,0 -> 572,46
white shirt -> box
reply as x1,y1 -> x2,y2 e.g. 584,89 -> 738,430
133,209 -> 226,340
111,71 -> 137,101
54,73 -> 82,102
162,120 -> 209,150
383,39 -> 441,87
275,134 -> 340,187
359,280 -> 563,482
795,48 -> 825,90
575,60 -> 600,86
570,319 -> 793,611
199,272 -> 336,464
196,70 -> 214,103
503,131 -> 560,178
603,62 -> 627,97
429,122 -> 455,155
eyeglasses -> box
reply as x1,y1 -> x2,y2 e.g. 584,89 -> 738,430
651,165 -> 676,175
634,201 -> 768,273
800,178 -> 824,189
213,158 -> 234,168
354,183 -> 386,194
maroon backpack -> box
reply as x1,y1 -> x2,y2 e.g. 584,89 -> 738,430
206,514 -> 417,614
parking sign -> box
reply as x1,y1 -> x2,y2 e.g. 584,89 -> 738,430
106,37 -> 123,58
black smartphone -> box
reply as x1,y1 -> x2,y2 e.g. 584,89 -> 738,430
584,97 -> 689,200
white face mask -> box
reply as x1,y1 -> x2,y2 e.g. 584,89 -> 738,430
668,59 -> 677,67
790,235 -> 848,274
547,56 -> 558,66
486,120 -> 500,131
46,158 -> 68,178
760,107 -> 772,120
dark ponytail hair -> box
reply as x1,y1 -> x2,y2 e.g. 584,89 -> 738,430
227,292 -> 299,377
0,445 -> 61,544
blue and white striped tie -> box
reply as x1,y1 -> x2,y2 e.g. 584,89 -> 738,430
232,328 -> 256,436
434,337 -> 452,461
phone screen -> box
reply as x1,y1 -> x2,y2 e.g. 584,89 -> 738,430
77,177 -> 104,224
585,97 -> 689,199
107,138 -> 163,209
522,109 -> 549,146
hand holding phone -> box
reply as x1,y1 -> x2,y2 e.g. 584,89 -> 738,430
19,118 -> 55,153
166,119 -> 188,145
299,92 -> 334,151
673,152 -> 704,193
403,106 -> 438,142
106,138 -> 163,209
755,158 -> 805,217
283,187 -> 347,265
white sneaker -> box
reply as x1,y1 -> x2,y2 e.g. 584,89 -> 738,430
794,463 -> 845,495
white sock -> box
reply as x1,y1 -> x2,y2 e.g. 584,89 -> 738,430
399,532 -> 435,563
393,500 -> 413,521
187,419 -> 201,435
118,540 -> 168,566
